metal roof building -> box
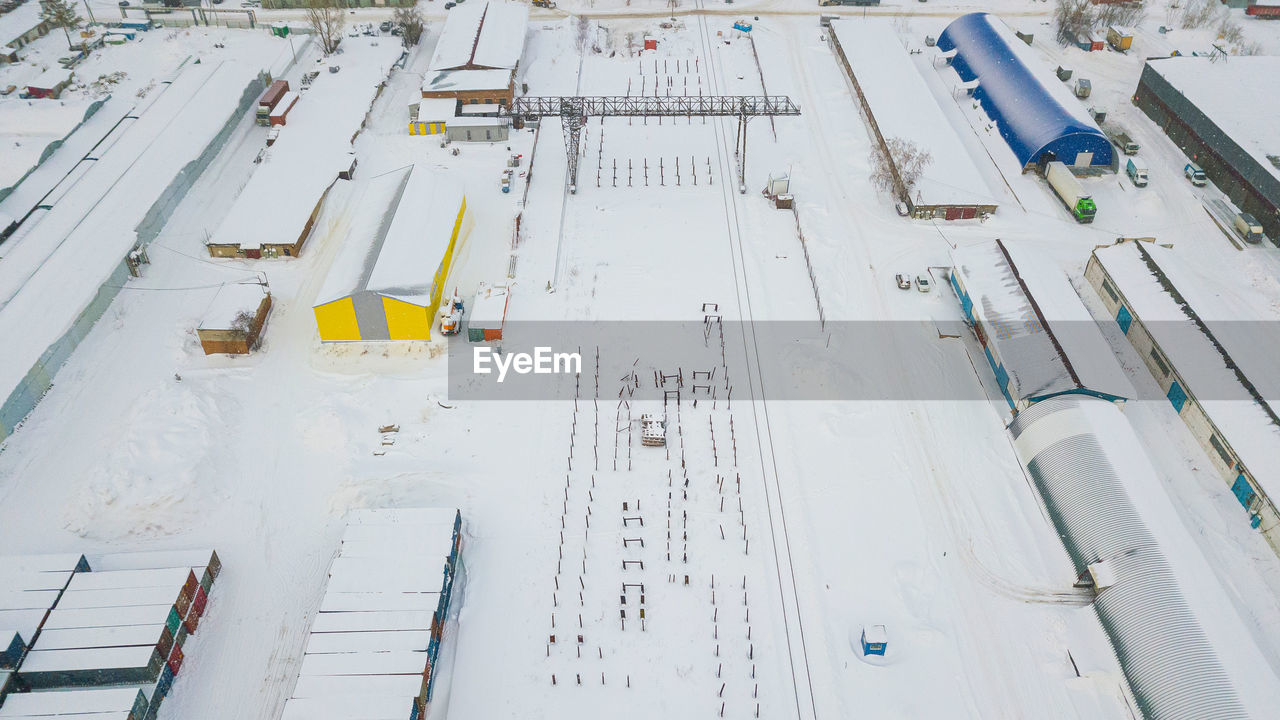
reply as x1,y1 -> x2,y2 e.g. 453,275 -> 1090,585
937,13 -> 1113,170
950,239 -> 1132,411
1009,396 -> 1249,720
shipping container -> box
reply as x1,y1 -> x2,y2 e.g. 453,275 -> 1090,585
0,687 -> 148,720
0,630 -> 22,669
270,92 -> 300,126
18,645 -> 165,689
257,80 -> 289,126
1106,25 -> 1133,51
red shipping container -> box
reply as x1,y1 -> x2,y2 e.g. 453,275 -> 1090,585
193,586 -> 208,617
269,91 -> 299,127
168,644 -> 184,675
183,609 -> 199,635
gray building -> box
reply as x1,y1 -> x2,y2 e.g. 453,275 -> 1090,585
1135,57 -> 1280,241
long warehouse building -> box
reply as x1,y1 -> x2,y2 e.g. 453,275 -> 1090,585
1085,239 -> 1280,555
1134,56 -> 1280,241
829,18 -> 999,219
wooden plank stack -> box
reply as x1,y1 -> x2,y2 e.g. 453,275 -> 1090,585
0,550 -> 220,720
282,509 -> 462,720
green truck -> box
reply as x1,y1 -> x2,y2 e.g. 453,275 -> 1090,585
1046,161 -> 1096,223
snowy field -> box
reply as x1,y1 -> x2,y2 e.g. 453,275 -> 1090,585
2,1 -> 1280,719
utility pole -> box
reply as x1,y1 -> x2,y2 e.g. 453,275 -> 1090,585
82,0 -> 96,27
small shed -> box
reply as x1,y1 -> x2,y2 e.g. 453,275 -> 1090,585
409,98 -> 457,135
27,68 -> 73,99
445,116 -> 509,143
644,36 -> 658,51
1106,26 -> 1133,51
1075,32 -> 1104,51
467,282 -> 510,342
196,284 -> 272,355
860,625 -> 887,656
270,91 -> 299,126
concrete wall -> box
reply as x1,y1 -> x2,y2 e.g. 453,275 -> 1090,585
1085,253 -> 1280,555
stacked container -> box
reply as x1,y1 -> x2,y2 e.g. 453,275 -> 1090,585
282,509 -> 462,720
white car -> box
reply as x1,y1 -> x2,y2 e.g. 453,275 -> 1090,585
915,275 -> 931,293
895,273 -> 911,290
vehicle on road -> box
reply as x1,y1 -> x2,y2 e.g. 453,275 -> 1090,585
1234,213 -> 1264,244
1125,157 -> 1148,187
1045,161 -> 1097,223
1185,162 -> 1207,186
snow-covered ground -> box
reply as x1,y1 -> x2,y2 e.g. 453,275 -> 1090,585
2,2 -> 1280,719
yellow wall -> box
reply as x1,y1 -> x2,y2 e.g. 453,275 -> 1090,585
409,122 -> 446,135
428,196 -> 472,319
383,296 -> 432,340
314,297 -> 361,342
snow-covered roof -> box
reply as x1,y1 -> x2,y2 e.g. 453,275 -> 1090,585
422,67 -> 513,94
285,508 -> 459,717
469,282 -> 509,330
952,240 -> 1132,404
1145,56 -> 1280,184
0,1 -> 44,49
197,282 -> 268,331
207,40 -> 398,251
28,67 -> 73,90
428,0 -> 528,72
0,98 -> 99,190
315,165 -> 465,307
830,19 -> 997,209
1008,396 -> 1249,719
0,687 -> 144,715
1093,241 -> 1280,498
416,98 -> 458,123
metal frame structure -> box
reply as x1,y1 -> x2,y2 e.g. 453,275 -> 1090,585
507,95 -> 801,192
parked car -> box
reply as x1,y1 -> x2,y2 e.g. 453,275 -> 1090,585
118,0 -> 129,5
895,201 -> 909,217
445,1 -> 455,7
895,274 -> 911,290
915,275 -> 931,292
380,21 -> 393,32
1184,162 -> 1207,187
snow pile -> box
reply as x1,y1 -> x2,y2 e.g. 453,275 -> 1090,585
64,385 -> 232,540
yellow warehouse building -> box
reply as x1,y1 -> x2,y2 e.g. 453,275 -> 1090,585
313,165 -> 473,342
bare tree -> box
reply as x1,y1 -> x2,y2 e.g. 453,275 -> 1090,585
1053,0 -> 1094,46
230,310 -> 256,334
393,6 -> 424,48
575,15 -> 591,54
1096,2 -> 1146,29
41,0 -> 83,51
869,137 -> 932,197
1218,16 -> 1244,44
305,0 -> 345,55
1180,0 -> 1219,29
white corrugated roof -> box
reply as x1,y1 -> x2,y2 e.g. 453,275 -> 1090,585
422,68 -> 513,94
428,0 -> 528,72
315,166 -> 465,308
830,19 -> 998,209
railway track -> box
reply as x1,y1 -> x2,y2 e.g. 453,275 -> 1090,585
692,6 -> 819,720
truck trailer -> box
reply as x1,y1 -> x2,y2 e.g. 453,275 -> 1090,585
257,80 -> 289,126
1045,161 -> 1096,223
1234,213 -> 1264,244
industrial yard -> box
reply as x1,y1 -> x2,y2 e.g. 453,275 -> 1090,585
2,0 -> 1280,718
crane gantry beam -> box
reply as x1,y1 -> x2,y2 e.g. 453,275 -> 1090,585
506,95 -> 801,193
